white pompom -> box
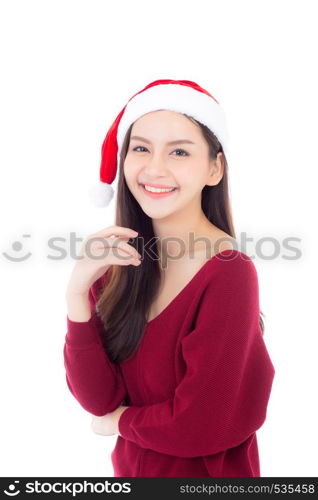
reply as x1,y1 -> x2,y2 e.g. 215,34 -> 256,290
88,181 -> 114,207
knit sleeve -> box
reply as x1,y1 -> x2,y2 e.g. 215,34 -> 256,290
118,255 -> 275,457
63,272 -> 128,416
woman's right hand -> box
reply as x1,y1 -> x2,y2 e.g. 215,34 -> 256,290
66,225 -> 141,297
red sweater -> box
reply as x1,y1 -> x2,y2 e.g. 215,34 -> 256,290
63,249 -> 275,477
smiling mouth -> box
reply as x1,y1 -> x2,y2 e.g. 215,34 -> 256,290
139,183 -> 179,197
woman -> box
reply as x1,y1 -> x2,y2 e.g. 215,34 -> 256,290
63,79 -> 275,477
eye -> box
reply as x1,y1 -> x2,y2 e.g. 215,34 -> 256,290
132,146 -> 148,152
172,148 -> 189,157
132,146 -> 189,156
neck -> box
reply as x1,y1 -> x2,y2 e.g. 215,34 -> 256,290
151,203 -> 215,261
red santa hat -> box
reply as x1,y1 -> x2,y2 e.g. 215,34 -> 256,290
89,79 -> 229,207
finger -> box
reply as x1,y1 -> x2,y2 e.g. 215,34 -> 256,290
94,240 -> 141,259
91,225 -> 138,239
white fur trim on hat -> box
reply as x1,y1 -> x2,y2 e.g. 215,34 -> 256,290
117,83 -> 229,155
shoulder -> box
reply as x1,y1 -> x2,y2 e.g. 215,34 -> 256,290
195,250 -> 260,324
203,249 -> 259,294
198,229 -> 258,281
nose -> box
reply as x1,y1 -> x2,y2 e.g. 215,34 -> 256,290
144,152 -> 168,176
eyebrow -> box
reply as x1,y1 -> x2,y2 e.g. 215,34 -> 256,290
130,135 -> 195,146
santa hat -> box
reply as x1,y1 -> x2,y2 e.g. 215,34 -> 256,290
89,79 -> 229,207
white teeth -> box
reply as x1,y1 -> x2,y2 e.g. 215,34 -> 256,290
143,185 -> 176,193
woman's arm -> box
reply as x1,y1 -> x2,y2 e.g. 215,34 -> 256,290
63,279 -> 128,416
66,290 -> 91,322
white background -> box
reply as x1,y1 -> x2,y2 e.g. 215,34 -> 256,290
0,0 -> 317,477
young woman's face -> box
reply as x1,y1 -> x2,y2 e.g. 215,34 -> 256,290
123,110 -> 219,220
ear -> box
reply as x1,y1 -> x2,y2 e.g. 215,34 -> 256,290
206,152 -> 225,187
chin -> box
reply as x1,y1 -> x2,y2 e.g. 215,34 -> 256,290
140,206 -> 178,220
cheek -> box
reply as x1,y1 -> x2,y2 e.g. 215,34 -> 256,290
123,160 -> 141,184
175,167 -> 198,188
180,161 -> 208,188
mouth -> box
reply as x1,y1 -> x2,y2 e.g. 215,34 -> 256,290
139,183 -> 179,199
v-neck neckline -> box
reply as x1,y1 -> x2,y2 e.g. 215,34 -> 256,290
146,249 -> 240,326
